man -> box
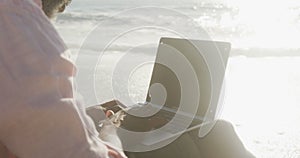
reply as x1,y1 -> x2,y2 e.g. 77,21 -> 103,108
0,0 -> 255,158
0,0 -> 125,157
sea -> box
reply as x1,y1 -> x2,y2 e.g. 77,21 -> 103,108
54,1 -> 300,157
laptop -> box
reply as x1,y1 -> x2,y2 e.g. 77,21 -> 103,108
118,37 -> 231,147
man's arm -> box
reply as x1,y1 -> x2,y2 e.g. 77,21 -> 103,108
0,1 -> 125,157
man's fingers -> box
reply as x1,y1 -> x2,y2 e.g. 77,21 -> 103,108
106,110 -> 115,118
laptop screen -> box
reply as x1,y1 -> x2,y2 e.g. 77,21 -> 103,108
146,37 -> 230,121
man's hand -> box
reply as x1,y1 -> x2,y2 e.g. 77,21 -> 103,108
86,100 -> 127,158
86,100 -> 126,128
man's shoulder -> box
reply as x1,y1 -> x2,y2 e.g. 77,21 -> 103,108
0,0 -> 68,78
0,0 -> 67,57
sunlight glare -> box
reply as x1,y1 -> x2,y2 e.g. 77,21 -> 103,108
228,0 -> 300,48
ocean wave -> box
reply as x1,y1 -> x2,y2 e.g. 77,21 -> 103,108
57,12 -> 111,22
56,5 -> 300,50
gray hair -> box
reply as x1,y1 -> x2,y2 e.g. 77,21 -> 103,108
41,0 -> 71,18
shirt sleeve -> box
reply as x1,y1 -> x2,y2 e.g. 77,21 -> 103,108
0,1 -> 110,158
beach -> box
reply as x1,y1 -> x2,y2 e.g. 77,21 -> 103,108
55,2 -> 300,157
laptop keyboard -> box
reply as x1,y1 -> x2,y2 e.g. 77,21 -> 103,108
125,103 -> 204,134
157,109 -> 196,134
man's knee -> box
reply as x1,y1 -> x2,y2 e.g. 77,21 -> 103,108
213,120 -> 235,133
196,120 -> 255,158
204,120 -> 239,143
